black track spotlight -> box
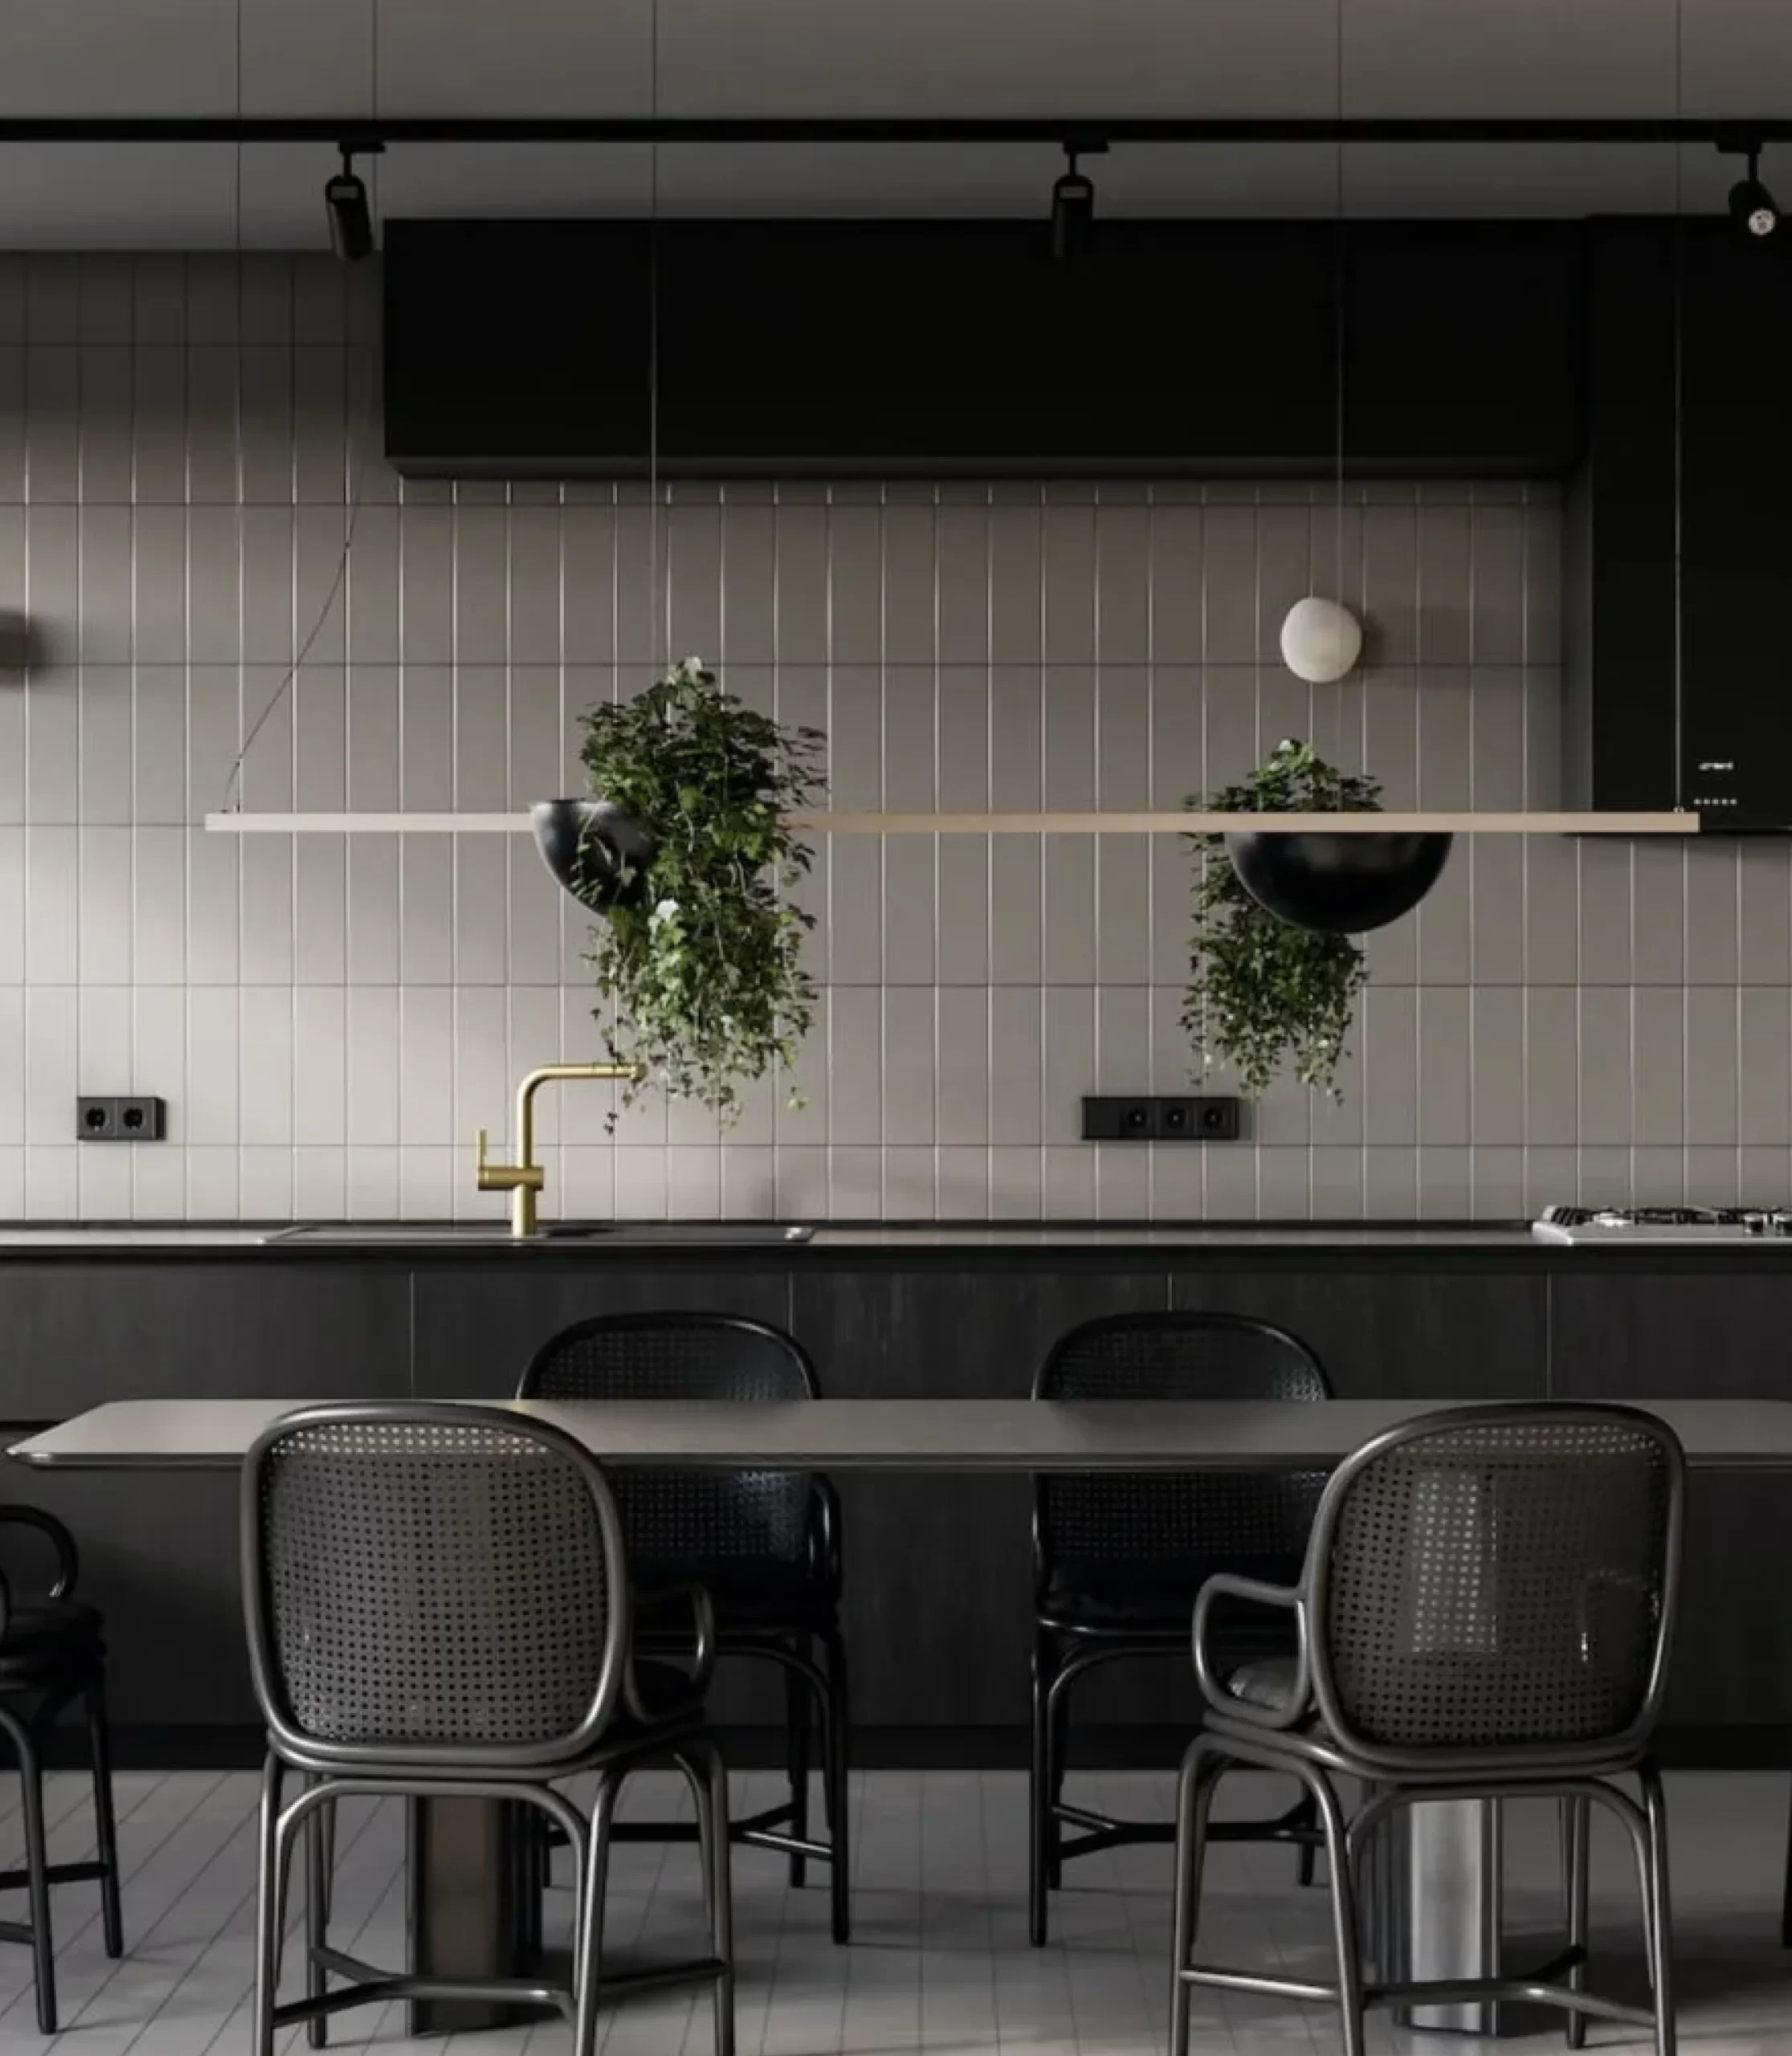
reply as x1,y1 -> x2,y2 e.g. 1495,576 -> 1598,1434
1725,141 -> 1779,239
1050,138 -> 1107,264
325,143 -> 381,261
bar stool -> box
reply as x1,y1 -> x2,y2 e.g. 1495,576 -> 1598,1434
520,1312 -> 852,1942
1030,1310 -> 1331,1944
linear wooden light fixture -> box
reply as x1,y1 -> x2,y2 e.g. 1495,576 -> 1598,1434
202,810 -> 1700,835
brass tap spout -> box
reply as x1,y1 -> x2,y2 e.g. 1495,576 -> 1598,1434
475,1062 -> 647,1237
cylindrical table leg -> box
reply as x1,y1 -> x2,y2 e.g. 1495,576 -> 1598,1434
1379,1797 -> 1504,2037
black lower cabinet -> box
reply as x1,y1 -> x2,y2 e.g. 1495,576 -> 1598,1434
1169,1270 -> 1548,1399
1551,1273 -> 1792,1734
6,1253 -> 1792,1761
792,1268 -> 1169,1730
0,1461 -> 256,1737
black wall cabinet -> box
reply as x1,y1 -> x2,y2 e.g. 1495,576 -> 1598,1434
384,218 -> 1585,479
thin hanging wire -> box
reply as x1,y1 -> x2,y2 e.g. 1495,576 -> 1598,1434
648,0 -> 661,680
1332,0 -> 1345,611
220,0 -> 382,811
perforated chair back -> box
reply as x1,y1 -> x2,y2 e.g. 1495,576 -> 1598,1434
242,1403 -> 630,1769
1306,1405 -> 1684,1764
518,1314 -> 818,1575
1034,1312 -> 1331,1588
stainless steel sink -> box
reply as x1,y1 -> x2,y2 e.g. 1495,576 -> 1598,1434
263,1222 -> 814,1246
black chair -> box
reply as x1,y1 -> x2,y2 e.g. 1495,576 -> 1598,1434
1171,1403 -> 1684,2056
0,1505 -> 124,2034
242,1401 -> 735,2056
1030,1310 -> 1330,1946
519,1312 -> 851,1943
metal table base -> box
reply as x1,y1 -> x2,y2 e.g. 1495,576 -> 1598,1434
1371,1797 -> 1505,2036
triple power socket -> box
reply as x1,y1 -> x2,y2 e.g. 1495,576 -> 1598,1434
1080,1095 -> 1241,1143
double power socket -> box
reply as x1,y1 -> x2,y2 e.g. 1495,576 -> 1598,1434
1080,1095 -> 1242,1143
76,1096 -> 166,1141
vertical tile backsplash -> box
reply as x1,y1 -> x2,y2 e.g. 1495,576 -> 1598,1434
0,251 -> 1786,1222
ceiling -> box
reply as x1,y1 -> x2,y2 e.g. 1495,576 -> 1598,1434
0,0 -> 1789,244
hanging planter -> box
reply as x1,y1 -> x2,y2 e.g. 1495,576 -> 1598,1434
1182,740 -> 1451,1099
531,798 -> 656,913
1226,826 -> 1451,936
563,658 -> 827,1130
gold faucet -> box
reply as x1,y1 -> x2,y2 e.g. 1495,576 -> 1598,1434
476,1062 -> 646,1237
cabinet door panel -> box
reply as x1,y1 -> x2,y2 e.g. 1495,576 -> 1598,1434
0,1265 -> 411,1417
1553,1274 -> 1792,1726
1168,1270 -> 1546,1399
791,1268 -> 1169,1728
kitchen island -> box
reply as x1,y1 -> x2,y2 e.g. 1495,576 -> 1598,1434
0,1219 -> 1785,1766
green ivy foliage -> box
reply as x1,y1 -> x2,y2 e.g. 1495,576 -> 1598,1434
1182,738 -> 1379,1100
578,659 -> 827,1129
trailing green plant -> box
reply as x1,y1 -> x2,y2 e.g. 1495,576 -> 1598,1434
1181,738 -> 1379,1099
578,658 -> 826,1129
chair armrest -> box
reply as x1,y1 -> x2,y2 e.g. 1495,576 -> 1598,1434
0,1506 -> 79,1600
1191,1571 -> 1312,1731
806,1475 -> 843,1604
623,1581 -> 717,1726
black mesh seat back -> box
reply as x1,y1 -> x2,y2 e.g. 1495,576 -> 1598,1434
1313,1414 -> 1680,1756
252,1415 -> 615,1752
520,1315 -> 814,1572
1035,1314 -> 1331,1582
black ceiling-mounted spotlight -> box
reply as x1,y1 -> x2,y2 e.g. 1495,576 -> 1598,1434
325,141 -> 382,261
1050,138 -> 1107,263
1721,137 -> 1779,239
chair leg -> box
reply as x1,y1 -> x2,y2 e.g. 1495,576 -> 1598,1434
0,1707 -> 59,2036
1028,1634 -> 1054,1947
1308,1765 -> 1366,2056
571,1770 -> 618,2056
252,1756 -> 287,2056
1782,1773 -> 1792,1948
1639,1766 -> 1676,2056
684,1737 -> 737,2056
820,1626 -> 851,1945
304,1794 -> 329,2047
1296,1788 -> 1319,1888
1045,1643 -> 1072,1892
85,1681 -> 124,1959
1563,1796 -> 1590,2050
785,1634 -> 812,1890
1169,1738 -> 1222,2056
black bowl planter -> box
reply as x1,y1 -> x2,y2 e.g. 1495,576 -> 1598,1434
530,798 -> 655,913
1224,830 -> 1454,935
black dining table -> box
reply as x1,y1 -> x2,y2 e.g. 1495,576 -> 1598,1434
15,1393 -> 1789,2036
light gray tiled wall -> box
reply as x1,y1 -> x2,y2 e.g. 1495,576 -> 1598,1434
0,250 -> 1788,1222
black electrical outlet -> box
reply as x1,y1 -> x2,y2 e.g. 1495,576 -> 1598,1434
1080,1096 -> 1156,1141
1081,1095 -> 1242,1142
76,1095 -> 165,1141
116,1096 -> 166,1140
76,1097 -> 117,1140
1194,1095 -> 1242,1141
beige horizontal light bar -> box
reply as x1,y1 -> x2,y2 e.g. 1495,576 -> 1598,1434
204,809 -> 1700,836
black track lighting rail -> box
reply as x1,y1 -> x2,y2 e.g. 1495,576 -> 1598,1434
2,116 -> 1792,146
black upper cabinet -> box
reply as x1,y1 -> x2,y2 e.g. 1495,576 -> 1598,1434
1343,224 -> 1584,473
383,218 -> 1582,479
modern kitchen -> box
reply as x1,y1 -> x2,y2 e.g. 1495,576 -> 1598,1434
2,4 -> 1792,2054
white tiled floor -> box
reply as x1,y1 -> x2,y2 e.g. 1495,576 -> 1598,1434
0,1764 -> 1783,2053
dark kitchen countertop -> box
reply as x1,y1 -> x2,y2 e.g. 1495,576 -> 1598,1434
0,1221 -> 1785,1271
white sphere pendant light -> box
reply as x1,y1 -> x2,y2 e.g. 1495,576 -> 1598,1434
1280,595 -> 1362,684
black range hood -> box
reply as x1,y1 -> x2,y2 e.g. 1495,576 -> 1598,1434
382,217 -> 1583,480
1568,216 -> 1792,832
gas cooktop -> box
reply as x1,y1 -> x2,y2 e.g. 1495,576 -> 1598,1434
1533,1205 -> 1792,1244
